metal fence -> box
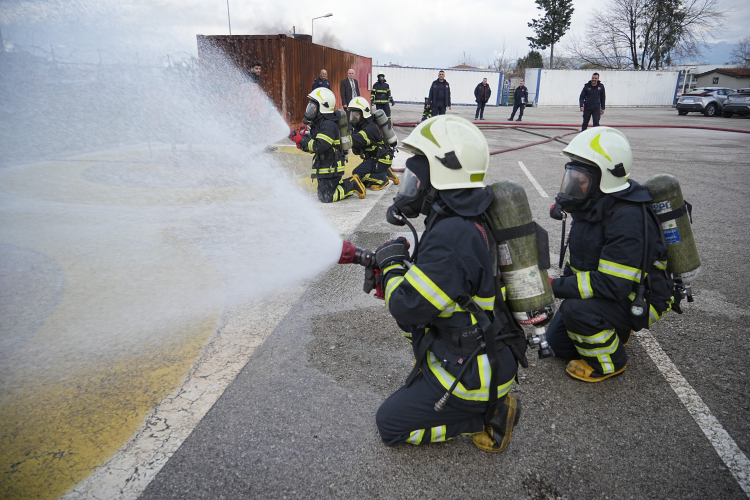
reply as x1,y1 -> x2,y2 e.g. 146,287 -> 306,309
197,35 -> 372,128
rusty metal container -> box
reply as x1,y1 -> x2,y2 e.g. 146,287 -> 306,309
197,34 -> 372,129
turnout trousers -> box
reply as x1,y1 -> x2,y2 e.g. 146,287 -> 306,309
375,103 -> 391,120
582,108 -> 601,130
509,103 -> 525,120
352,158 -> 389,190
316,175 -> 358,203
546,298 -> 633,375
376,371 -> 492,446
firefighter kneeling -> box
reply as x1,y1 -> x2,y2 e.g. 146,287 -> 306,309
290,88 -> 366,203
374,116 -> 525,453
547,127 -> 673,382
347,97 -> 400,191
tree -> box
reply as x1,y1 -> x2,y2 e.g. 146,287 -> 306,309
730,36 -> 750,68
516,50 -> 545,76
564,0 -> 726,69
527,0 -> 575,69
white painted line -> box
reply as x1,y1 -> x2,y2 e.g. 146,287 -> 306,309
517,161 -> 549,198
635,330 -> 750,497
64,182 -> 396,500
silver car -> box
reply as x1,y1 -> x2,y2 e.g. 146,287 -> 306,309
676,87 -> 736,117
722,88 -> 750,118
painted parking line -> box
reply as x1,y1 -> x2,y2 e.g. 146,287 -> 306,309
635,330 -> 750,497
517,161 -> 549,198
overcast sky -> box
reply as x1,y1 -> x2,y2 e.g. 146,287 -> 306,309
1,0 -> 747,67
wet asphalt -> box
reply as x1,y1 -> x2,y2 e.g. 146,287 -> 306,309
141,105 -> 750,500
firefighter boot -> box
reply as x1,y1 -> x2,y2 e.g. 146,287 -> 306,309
349,174 -> 366,199
618,329 -> 634,347
369,179 -> 390,191
472,394 -> 521,453
566,359 -> 627,382
386,167 -> 400,185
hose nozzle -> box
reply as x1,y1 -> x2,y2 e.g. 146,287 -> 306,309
338,240 -> 375,268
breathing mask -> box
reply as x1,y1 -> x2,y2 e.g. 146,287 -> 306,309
555,162 -> 601,213
304,100 -> 319,122
349,109 -> 362,127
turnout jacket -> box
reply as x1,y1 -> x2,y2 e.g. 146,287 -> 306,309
474,83 -> 492,104
428,79 -> 451,107
382,190 -> 517,408
579,80 -> 606,110
552,181 -> 673,327
371,80 -> 393,104
351,119 -> 392,166
514,85 -> 528,105
299,112 -> 344,179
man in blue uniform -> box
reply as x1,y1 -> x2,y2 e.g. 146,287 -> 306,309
427,71 -> 451,116
546,127 -> 673,381
508,80 -> 528,122
373,116 -> 526,453
579,73 -> 606,131
311,69 -> 331,91
347,97 -> 400,190
290,88 -> 365,203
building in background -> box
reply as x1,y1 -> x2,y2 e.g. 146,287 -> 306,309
692,68 -> 750,89
197,34 -> 371,128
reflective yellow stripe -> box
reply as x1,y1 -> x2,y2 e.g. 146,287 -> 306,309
501,286 -> 507,301
598,259 -> 642,282
654,260 -> 667,271
437,295 -> 494,318
357,130 -> 371,145
404,265 -> 452,311
317,133 -> 334,145
430,425 -> 447,443
426,352 -> 513,401
568,328 -> 615,344
576,335 -> 620,357
577,271 -> 594,299
407,429 -> 424,445
382,263 -> 404,275
385,276 -> 404,308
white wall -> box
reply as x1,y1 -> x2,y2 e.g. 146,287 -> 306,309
374,66 -> 503,106
525,69 -> 681,106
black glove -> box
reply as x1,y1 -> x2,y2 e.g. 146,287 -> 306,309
390,99 -> 395,106
375,237 -> 410,270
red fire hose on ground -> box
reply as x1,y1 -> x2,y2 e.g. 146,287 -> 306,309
391,121 -> 750,157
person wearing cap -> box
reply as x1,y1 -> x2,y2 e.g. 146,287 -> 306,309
372,115 -> 526,453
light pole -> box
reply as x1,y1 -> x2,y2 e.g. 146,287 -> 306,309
311,13 -> 333,43
226,0 -> 232,35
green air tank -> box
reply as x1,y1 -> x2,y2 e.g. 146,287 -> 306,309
487,180 -> 555,326
336,111 -> 352,153
643,174 -> 701,287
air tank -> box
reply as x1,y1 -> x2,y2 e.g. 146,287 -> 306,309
487,181 -> 555,357
373,109 -> 398,148
644,174 -> 701,294
336,110 -> 352,152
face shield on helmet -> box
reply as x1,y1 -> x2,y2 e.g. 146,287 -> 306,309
390,158 -> 430,220
349,109 -> 363,126
555,162 -> 601,213
304,100 -> 319,121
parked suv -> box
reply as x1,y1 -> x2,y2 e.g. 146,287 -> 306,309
722,88 -> 750,118
676,87 -> 736,117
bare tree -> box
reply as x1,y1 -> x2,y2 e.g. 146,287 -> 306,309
488,38 -> 519,74
564,0 -> 725,70
453,51 -> 482,68
729,36 -> 750,67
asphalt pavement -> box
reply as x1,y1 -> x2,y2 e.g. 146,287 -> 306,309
141,105 -> 750,500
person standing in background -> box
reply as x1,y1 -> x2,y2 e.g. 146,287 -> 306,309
474,78 -> 492,120
508,80 -> 528,122
340,69 -> 360,112
247,61 -> 261,84
427,71 -> 451,115
371,72 -> 395,121
312,69 -> 331,91
579,72 -> 606,131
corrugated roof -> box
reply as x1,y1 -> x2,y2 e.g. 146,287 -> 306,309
694,67 -> 750,77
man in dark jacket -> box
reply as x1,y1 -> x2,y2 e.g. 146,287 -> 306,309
373,116 -> 525,454
289,88 -> 366,202
311,69 -> 331,91
474,78 -> 492,120
546,127 -> 673,382
579,73 -> 606,130
427,71 -> 451,115
347,96 -> 400,190
371,72 -> 395,120
247,60 -> 261,84
340,69 -> 360,111
508,80 -> 528,121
